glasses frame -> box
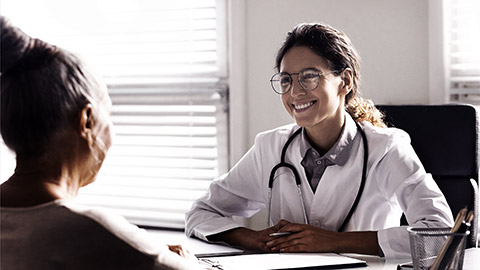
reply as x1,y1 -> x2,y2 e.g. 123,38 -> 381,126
270,68 -> 340,95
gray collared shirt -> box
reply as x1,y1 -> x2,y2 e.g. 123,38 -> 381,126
299,116 -> 358,192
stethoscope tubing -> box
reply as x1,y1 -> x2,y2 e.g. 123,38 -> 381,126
268,122 -> 368,231
338,122 -> 368,232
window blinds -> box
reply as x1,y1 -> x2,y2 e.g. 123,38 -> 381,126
1,0 -> 229,228
76,87 -> 228,228
447,0 -> 480,104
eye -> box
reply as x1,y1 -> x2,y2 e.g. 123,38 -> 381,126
279,74 -> 292,85
301,70 -> 320,80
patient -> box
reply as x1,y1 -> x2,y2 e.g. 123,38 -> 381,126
0,16 -> 204,270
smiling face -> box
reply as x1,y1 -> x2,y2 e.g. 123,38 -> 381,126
280,46 -> 349,132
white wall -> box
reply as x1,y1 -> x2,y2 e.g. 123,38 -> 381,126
241,0 -> 429,147
233,0 -> 431,229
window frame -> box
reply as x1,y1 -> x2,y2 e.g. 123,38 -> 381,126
0,0 -> 233,230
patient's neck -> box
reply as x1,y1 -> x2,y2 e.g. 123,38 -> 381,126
0,157 -> 82,207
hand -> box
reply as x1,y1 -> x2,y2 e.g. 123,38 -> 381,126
208,225 -> 283,252
266,220 -> 379,255
168,244 -> 198,263
265,219 -> 340,253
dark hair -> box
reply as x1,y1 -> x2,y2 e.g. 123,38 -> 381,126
1,16 -> 104,159
275,23 -> 385,127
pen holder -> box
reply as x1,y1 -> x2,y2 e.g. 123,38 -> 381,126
407,227 -> 469,270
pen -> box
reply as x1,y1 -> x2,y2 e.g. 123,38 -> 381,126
200,258 -> 224,270
269,232 -> 292,237
436,210 -> 473,270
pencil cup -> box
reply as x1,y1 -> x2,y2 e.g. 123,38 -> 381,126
407,227 -> 469,270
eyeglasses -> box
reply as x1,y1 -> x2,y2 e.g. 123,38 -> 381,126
270,68 -> 338,95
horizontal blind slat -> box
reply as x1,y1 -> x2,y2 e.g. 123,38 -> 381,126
448,0 -> 480,103
2,0 -> 227,229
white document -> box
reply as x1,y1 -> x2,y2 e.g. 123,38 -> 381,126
146,229 -> 243,257
182,236 -> 244,257
201,253 -> 367,270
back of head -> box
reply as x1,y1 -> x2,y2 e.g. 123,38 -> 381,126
1,16 -> 101,160
275,23 -> 385,127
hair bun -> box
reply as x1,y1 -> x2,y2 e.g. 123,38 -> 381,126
0,16 -> 33,73
1,16 -> 57,74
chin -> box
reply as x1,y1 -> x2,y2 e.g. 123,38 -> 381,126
293,118 -> 313,128
82,176 -> 97,187
82,166 -> 101,187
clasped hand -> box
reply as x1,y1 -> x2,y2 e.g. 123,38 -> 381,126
233,219 -> 340,253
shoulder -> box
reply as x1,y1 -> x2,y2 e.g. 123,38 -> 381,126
359,121 -> 412,159
61,201 -> 164,254
61,201 -> 133,230
60,202 -> 202,269
360,121 -> 410,145
251,123 -> 301,156
254,123 -> 299,144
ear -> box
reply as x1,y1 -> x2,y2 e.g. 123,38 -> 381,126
339,68 -> 354,95
79,104 -> 94,141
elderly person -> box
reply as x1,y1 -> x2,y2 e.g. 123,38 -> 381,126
0,16 -> 204,270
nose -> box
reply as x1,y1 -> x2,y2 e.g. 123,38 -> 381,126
289,75 -> 306,97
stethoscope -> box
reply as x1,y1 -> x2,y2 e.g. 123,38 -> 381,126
267,121 -> 369,232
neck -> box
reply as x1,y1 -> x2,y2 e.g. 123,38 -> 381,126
304,111 -> 345,155
1,156 -> 84,207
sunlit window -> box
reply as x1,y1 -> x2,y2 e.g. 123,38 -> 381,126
0,0 -> 229,229
447,0 -> 480,104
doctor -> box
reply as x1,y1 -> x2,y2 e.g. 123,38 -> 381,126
185,22 -> 453,259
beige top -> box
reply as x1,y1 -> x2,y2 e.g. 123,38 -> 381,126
1,200 -> 203,270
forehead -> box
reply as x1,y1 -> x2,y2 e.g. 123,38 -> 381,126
280,46 -> 330,73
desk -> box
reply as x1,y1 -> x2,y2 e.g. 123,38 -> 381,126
147,229 -> 479,270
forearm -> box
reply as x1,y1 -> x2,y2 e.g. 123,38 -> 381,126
208,227 -> 244,241
335,231 -> 379,255
208,227 -> 272,252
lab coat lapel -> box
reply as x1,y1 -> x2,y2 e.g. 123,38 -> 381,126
289,137 -> 315,222
269,134 -> 314,225
309,139 -> 364,231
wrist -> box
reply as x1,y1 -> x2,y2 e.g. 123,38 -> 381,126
207,227 -> 251,246
335,231 -> 379,255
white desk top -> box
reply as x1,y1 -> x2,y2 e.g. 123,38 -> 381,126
147,229 -> 479,270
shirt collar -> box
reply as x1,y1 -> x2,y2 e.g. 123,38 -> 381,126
299,114 -> 358,166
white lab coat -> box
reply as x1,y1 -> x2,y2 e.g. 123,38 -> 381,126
185,115 -> 454,259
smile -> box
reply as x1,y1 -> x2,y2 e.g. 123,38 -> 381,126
293,101 -> 316,111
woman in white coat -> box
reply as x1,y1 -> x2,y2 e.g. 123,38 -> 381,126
185,22 -> 453,259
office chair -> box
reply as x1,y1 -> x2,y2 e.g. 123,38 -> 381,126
377,104 -> 479,248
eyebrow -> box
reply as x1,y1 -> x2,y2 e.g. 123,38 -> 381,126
280,67 -> 323,74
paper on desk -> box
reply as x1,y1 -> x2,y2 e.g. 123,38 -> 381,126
146,229 -> 244,257
205,253 -> 367,270
182,236 -> 244,257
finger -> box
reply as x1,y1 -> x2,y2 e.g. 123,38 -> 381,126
266,231 -> 302,249
279,243 -> 311,253
271,237 -> 310,252
182,249 -> 198,261
168,245 -> 182,255
276,219 -> 291,227
269,220 -> 288,232
168,245 -> 198,260
277,223 -> 305,234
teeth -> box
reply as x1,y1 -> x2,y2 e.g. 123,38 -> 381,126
294,102 -> 314,110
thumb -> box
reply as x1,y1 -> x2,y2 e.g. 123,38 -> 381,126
275,219 -> 292,230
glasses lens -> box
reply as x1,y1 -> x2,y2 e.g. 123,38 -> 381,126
299,69 -> 320,91
271,73 -> 292,94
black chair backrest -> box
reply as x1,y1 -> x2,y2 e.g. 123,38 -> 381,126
377,104 -> 479,247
